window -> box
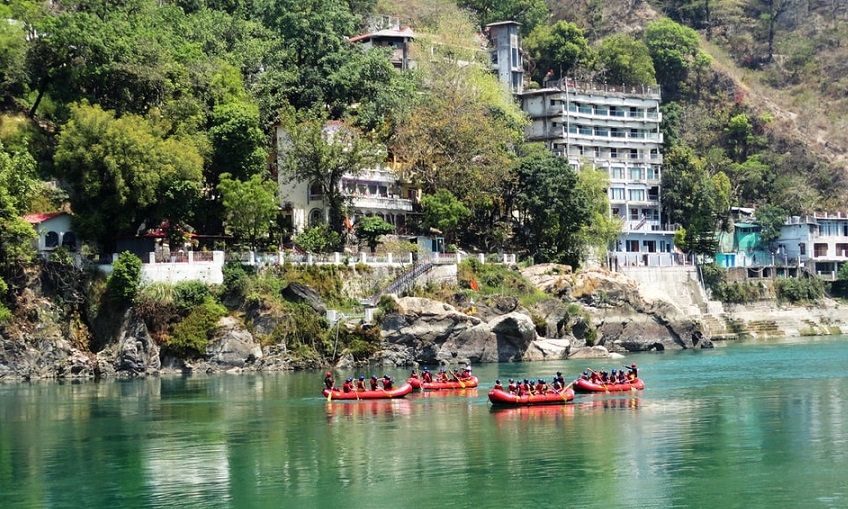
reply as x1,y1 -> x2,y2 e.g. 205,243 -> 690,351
630,148 -> 639,160
630,208 -> 639,220
550,99 -> 557,106
629,189 -> 645,201
611,167 -> 624,179
647,166 -> 658,180
611,208 -> 621,218
594,127 -> 609,137
610,188 -> 625,200
61,232 -> 77,251
610,148 -> 618,158
800,243 -> 806,256
595,105 -> 608,116
629,167 -> 642,180
309,208 -> 324,227
45,231 -> 59,248
626,240 -> 640,252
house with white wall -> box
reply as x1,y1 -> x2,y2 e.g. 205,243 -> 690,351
23,212 -> 77,253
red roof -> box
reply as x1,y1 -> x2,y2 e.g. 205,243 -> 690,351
22,212 -> 66,224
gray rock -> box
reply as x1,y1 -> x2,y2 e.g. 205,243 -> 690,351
282,282 -> 327,313
111,309 -> 161,376
206,316 -> 262,368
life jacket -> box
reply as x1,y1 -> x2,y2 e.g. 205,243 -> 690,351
494,383 -> 504,391
508,382 -> 518,393
370,379 -> 378,390
342,382 -> 353,393
324,377 -> 334,389
382,379 -> 393,389
423,373 -> 433,383
356,380 -> 366,390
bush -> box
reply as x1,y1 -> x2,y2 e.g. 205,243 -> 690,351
700,263 -> 726,290
167,297 -> 227,358
712,281 -> 763,303
107,252 -> 142,303
173,280 -> 212,314
775,277 -> 824,304
222,262 -> 250,297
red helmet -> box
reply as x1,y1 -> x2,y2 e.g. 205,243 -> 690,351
631,363 -> 637,368
326,372 -> 332,376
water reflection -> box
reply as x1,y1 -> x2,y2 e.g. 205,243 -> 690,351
325,399 -> 414,422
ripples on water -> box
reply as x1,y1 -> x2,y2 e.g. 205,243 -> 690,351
2,336 -> 848,508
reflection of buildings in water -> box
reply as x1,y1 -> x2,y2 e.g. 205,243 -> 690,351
325,399 -> 414,422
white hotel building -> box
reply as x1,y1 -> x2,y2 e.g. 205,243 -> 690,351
519,80 -> 677,265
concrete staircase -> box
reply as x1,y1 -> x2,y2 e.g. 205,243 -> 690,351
619,266 -> 721,316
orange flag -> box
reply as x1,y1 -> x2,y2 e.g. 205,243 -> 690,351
469,277 -> 479,291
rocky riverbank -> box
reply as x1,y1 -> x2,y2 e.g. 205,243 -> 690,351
3,262 -> 845,381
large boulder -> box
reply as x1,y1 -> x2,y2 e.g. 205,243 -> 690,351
206,316 -> 262,368
282,282 -> 326,313
108,308 -> 161,376
521,265 -> 713,351
380,297 -> 546,365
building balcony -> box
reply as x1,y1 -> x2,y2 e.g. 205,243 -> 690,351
349,195 -> 414,212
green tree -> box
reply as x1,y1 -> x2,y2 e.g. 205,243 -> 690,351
279,109 -> 383,235
54,102 -> 204,246
524,21 -> 595,84
295,223 -> 340,254
107,251 -> 142,304
644,18 -> 709,95
755,204 -> 786,252
420,189 -> 471,244
457,0 -> 549,35
0,12 -> 28,107
596,34 -> 657,86
355,216 -> 394,253
514,153 -> 590,266
218,173 -> 279,251
0,141 -> 37,279
392,10 -> 526,248
207,102 -> 268,183
575,167 -> 623,260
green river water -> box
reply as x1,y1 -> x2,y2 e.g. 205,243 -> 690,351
2,335 -> 848,509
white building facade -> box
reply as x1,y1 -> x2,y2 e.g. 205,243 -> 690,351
775,213 -> 848,279
519,80 -> 676,264
275,124 -> 416,235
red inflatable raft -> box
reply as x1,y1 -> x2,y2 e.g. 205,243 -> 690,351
322,382 -> 413,400
573,378 -> 644,393
488,387 -> 575,406
408,376 -> 479,390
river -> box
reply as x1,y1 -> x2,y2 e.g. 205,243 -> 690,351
2,335 -> 848,509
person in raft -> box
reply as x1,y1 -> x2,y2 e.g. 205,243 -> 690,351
422,367 -> 433,383
382,375 -> 394,390
370,375 -> 379,390
436,369 -> 449,383
493,379 -> 504,391
356,375 -> 367,391
625,363 -> 638,379
342,378 -> 354,393
410,369 -> 419,380
324,372 -> 335,390
507,379 -> 518,394
458,366 -> 472,380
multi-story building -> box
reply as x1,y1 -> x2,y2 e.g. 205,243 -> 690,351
349,19 -> 415,71
276,124 -> 416,236
485,21 -> 523,94
519,79 -> 676,263
775,213 -> 848,279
